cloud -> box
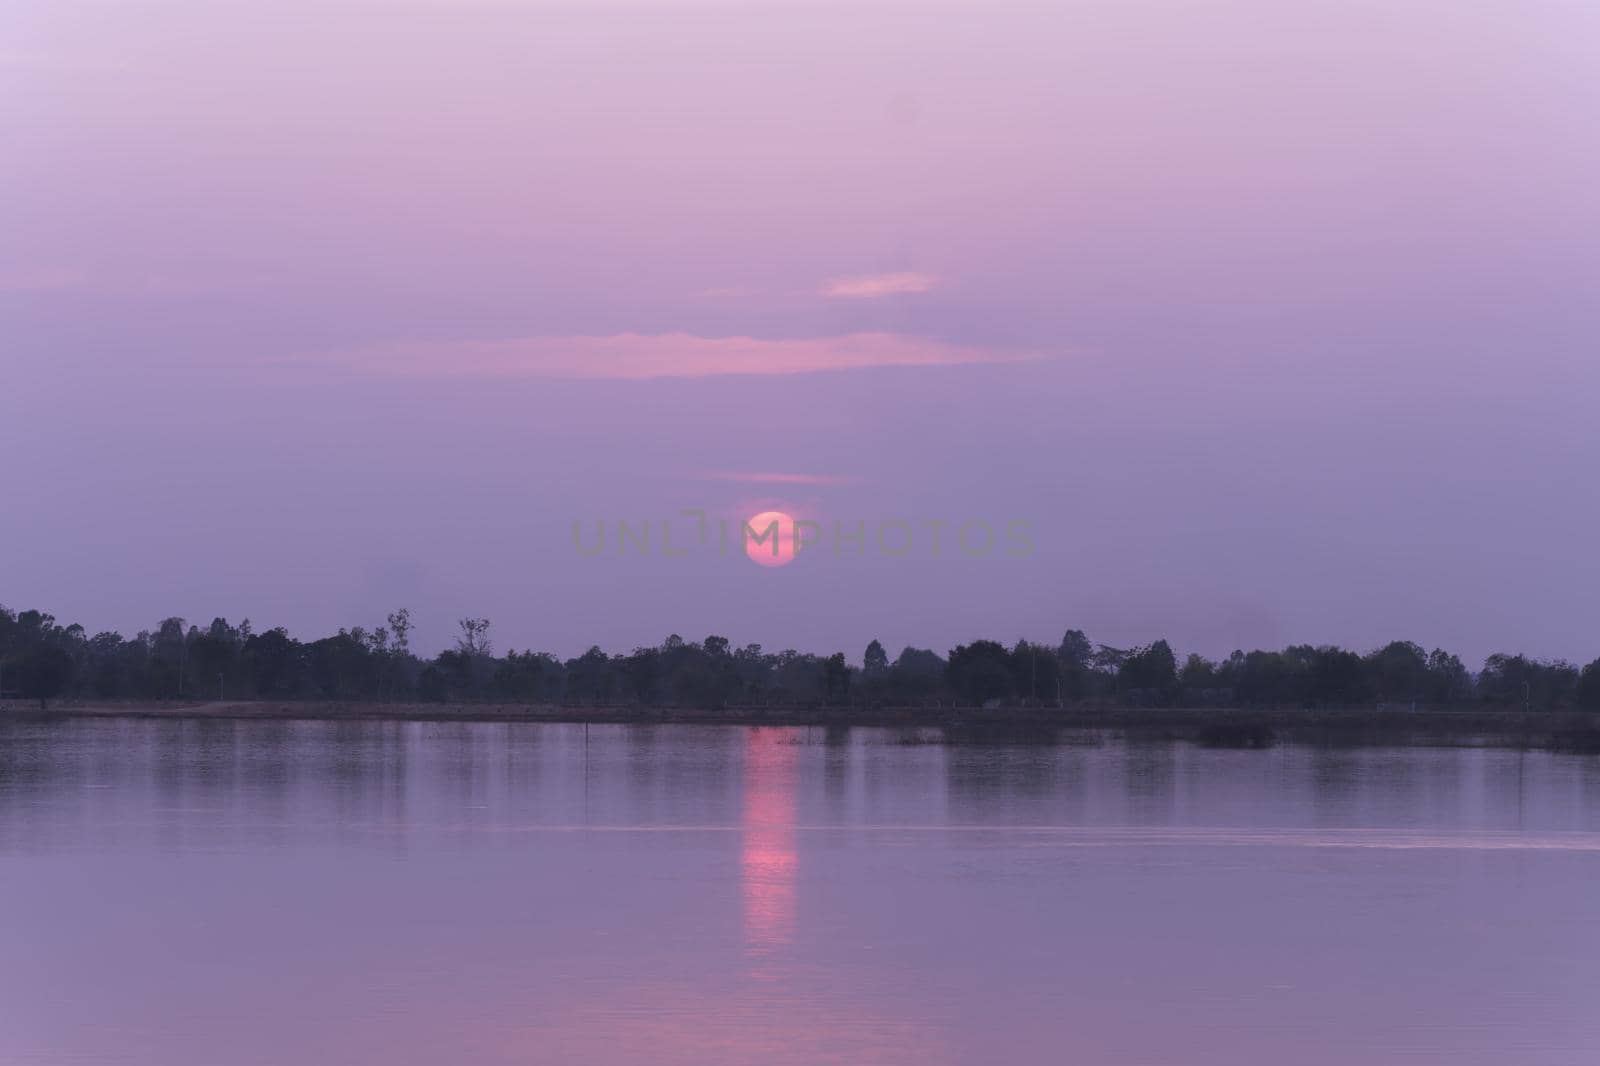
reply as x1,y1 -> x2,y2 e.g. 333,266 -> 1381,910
821,272 -> 936,299
695,471 -> 861,486
323,331 -> 1031,380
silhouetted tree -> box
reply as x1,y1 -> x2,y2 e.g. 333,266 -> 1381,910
884,647 -> 946,704
1010,640 -> 1059,704
1578,659 -> 1600,711
307,630 -> 379,699
1368,641 -> 1427,704
492,650 -> 556,702
416,664 -> 448,702
823,652 -> 851,703
15,645 -> 75,709
1,599 -> 1594,717
244,627 -> 304,698
1423,649 -> 1472,705
731,643 -> 770,702
1306,646 -> 1368,707
1118,640 -> 1178,705
188,618 -> 242,700
385,607 -> 414,699
1058,629 -> 1092,667
151,617 -> 188,697
1057,629 -> 1094,702
947,640 -> 1014,705
1480,654 -> 1579,711
619,646 -> 662,703
456,618 -> 493,658
565,645 -> 615,704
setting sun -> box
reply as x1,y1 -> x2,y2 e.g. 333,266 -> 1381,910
744,510 -> 799,568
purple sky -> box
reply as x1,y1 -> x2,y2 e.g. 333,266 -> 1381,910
4,1 -> 1598,665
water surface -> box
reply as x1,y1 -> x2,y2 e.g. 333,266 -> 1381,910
3,719 -> 1599,1065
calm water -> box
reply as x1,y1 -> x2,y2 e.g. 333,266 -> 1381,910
4,720 -> 1600,1065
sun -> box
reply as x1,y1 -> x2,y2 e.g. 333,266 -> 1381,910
744,510 -> 799,568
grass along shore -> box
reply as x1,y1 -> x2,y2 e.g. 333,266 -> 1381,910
8,699 -> 1600,750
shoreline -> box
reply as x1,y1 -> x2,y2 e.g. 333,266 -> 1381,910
9,700 -> 1600,750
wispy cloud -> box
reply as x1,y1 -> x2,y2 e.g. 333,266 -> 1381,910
323,332 -> 1031,380
695,471 -> 861,486
821,272 -> 936,299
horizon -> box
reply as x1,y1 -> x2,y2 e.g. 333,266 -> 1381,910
0,592 -> 1580,675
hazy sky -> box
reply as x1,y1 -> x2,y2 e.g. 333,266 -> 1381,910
4,1 -> 1598,665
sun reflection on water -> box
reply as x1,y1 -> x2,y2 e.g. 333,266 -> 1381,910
740,729 -> 799,961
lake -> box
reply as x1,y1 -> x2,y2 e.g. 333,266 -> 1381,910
3,718 -> 1599,1065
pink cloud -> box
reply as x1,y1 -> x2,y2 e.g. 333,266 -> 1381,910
322,332 -> 1030,379
821,272 -> 936,299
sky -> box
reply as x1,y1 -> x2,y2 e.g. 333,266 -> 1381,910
4,0 -> 1598,666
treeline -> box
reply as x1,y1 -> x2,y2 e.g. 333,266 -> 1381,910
2,604 -> 1599,713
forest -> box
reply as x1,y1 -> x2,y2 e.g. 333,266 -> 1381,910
2,604 -> 1598,712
